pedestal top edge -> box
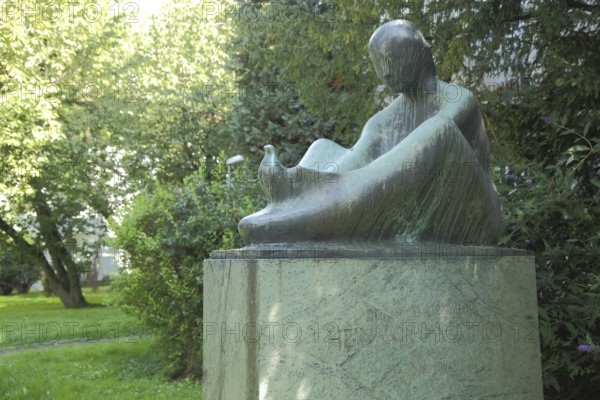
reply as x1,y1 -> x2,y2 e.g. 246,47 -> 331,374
209,242 -> 530,260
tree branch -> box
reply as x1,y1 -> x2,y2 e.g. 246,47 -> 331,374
565,0 -> 598,11
0,215 -> 32,252
502,13 -> 534,23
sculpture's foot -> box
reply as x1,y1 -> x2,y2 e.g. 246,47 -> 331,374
238,203 -> 340,244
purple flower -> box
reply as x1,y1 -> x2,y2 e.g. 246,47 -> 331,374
540,115 -> 554,124
577,344 -> 595,353
524,239 -> 532,246
505,174 -> 517,181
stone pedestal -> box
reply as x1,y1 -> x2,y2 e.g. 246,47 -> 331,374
203,244 -> 544,400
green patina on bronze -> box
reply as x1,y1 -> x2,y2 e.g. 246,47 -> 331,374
239,20 -> 503,245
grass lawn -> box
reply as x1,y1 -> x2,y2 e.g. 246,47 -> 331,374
0,338 -> 201,399
0,287 -> 201,399
0,287 -> 144,349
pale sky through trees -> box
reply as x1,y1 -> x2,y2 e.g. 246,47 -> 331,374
140,0 -> 167,17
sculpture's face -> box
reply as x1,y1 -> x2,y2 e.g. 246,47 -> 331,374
369,21 -> 431,94
370,44 -> 419,94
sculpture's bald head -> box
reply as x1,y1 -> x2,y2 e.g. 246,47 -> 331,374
369,20 -> 435,95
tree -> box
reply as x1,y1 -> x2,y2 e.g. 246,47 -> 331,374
0,0 -> 137,307
246,0 -> 377,147
218,1 -> 338,168
112,0 -> 238,186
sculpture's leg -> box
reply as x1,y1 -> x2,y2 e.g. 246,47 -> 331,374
297,138 -> 349,170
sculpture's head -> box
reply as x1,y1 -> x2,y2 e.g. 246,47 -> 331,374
369,20 -> 436,95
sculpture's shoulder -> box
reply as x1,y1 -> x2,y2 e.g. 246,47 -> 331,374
371,96 -> 402,119
437,82 -> 482,128
437,82 -> 477,113
361,97 -> 400,133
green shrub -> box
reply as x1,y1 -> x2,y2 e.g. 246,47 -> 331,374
0,240 -> 42,295
98,273 -> 114,287
111,157 -> 263,378
490,121 -> 600,398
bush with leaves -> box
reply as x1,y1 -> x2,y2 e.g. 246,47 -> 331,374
111,157 -> 263,379
0,238 -> 42,295
490,128 -> 600,398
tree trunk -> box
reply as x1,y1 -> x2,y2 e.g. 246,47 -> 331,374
0,286 -> 13,295
31,185 -> 89,308
0,200 -> 90,308
43,267 -> 89,308
62,288 -> 89,308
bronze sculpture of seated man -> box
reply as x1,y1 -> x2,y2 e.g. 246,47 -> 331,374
238,20 -> 503,245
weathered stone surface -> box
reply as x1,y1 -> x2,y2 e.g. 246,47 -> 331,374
203,250 -> 544,400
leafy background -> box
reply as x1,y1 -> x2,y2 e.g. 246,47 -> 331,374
0,0 -> 598,397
